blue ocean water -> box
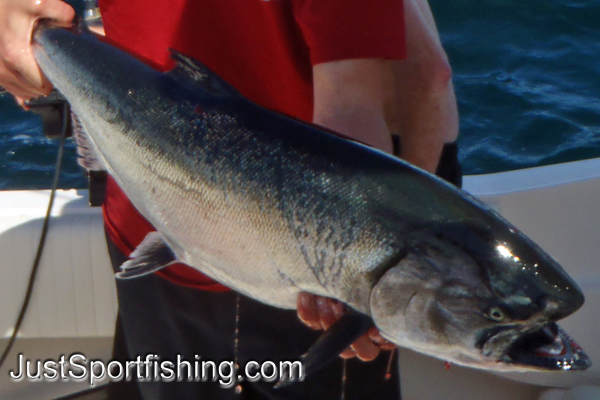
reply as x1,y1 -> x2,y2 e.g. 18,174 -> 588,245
433,0 -> 600,173
0,0 -> 599,188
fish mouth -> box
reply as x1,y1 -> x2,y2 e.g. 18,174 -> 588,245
501,322 -> 591,371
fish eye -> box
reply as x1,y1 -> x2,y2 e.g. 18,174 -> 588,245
487,307 -> 505,322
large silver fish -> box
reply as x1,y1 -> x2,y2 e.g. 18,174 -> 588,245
32,22 -> 590,372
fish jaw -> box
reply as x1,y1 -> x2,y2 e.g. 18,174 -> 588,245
484,322 -> 591,371
368,235 -> 591,372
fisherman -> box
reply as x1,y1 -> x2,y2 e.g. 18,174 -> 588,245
0,0 -> 461,398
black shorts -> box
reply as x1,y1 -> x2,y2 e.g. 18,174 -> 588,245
106,143 -> 461,400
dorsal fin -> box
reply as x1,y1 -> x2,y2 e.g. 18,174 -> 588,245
167,49 -> 240,97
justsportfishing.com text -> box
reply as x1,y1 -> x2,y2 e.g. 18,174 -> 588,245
9,353 -> 304,387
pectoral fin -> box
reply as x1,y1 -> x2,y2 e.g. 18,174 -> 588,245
275,311 -> 373,388
116,232 -> 178,279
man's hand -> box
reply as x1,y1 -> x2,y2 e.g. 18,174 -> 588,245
297,293 -> 396,361
0,0 -> 74,103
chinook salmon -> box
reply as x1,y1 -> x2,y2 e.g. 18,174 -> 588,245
32,22 -> 590,372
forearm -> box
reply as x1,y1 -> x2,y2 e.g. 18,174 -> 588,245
391,76 -> 458,173
312,58 -> 393,154
313,104 -> 393,154
388,0 -> 460,173
398,127 -> 447,173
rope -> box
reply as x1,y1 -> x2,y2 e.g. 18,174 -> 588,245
0,126 -> 67,370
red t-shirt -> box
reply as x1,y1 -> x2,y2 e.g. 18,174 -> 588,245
99,0 -> 407,291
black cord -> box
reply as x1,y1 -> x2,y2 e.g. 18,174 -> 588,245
0,127 -> 67,370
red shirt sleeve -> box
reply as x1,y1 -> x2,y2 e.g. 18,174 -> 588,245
293,0 -> 406,65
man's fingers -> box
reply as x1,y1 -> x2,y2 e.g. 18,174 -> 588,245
297,292 -> 321,330
7,58 -> 52,95
330,298 -> 346,319
14,95 -> 29,109
316,297 -> 338,330
6,68 -> 49,97
15,55 -> 53,93
37,0 -> 76,25
0,76 -> 40,100
339,348 -> 356,359
296,293 -> 393,361
350,333 -> 381,361
297,294 -> 345,331
368,326 -> 396,351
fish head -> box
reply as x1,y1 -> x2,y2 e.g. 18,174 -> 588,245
370,222 -> 590,371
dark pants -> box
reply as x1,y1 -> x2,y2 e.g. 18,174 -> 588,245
106,142 -> 461,400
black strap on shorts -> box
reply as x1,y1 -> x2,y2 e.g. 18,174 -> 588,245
391,134 -> 462,188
